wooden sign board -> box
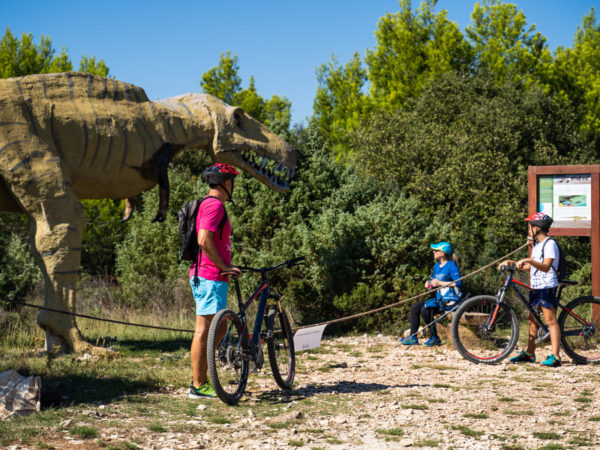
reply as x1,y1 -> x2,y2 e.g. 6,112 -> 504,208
528,165 -> 600,319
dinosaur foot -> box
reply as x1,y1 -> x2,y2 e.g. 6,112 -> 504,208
38,313 -> 113,356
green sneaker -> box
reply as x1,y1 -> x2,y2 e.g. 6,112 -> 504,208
509,351 -> 535,363
189,380 -> 217,399
540,354 -> 562,367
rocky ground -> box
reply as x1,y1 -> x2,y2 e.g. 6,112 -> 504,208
7,334 -> 600,449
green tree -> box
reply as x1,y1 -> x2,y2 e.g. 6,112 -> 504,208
365,0 -> 472,108
201,51 -> 242,104
0,27 -> 72,77
202,53 -> 292,135
466,0 -> 551,84
350,73 -> 592,286
553,7 -> 600,134
313,53 -> 369,159
79,55 -> 110,77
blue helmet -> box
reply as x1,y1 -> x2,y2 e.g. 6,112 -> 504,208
430,241 -> 453,255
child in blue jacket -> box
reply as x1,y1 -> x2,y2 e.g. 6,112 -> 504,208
400,241 -> 462,346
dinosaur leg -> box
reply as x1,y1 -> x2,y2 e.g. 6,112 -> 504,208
1,139 -> 103,354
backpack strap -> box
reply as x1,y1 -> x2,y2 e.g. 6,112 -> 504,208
539,238 -> 558,274
198,196 -> 228,240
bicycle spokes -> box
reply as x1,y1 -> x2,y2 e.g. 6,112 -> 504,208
559,297 -> 600,364
452,296 -> 519,364
207,310 -> 249,404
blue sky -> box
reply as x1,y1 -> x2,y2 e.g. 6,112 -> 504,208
3,0 -> 597,125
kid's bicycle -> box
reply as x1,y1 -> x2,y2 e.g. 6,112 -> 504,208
206,256 -> 305,404
450,264 -> 600,365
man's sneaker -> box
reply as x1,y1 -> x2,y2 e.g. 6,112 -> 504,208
189,380 -> 217,399
423,336 -> 442,347
540,354 -> 562,367
399,336 -> 419,345
509,351 -> 536,363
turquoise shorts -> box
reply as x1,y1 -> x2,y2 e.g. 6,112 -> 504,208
190,277 -> 228,316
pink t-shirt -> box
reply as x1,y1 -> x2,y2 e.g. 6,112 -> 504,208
189,196 -> 231,282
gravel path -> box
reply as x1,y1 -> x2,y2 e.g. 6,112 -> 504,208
14,334 -> 599,449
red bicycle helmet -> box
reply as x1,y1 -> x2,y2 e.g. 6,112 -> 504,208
203,163 -> 240,185
524,212 -> 553,230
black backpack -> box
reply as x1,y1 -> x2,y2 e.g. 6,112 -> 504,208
178,196 -> 228,262
541,238 -> 568,281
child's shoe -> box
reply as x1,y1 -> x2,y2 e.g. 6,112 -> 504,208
399,336 -> 419,345
540,354 -> 562,367
508,351 -> 536,363
423,336 -> 442,347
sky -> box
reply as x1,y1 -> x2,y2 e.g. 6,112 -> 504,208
2,0 -> 597,126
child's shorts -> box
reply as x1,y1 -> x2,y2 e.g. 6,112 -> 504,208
190,277 -> 228,316
529,287 -> 558,310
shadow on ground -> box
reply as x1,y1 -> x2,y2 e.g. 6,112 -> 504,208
253,381 -> 430,403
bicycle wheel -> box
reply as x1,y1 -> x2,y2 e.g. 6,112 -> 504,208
559,296 -> 600,365
266,306 -> 295,389
451,295 -> 519,364
207,309 -> 249,405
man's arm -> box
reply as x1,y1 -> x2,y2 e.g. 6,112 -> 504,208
198,229 -> 242,276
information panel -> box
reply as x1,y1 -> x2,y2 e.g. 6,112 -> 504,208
538,174 -> 592,229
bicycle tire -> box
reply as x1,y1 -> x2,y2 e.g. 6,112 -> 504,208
207,309 -> 249,405
559,296 -> 600,365
266,306 -> 295,389
451,295 -> 519,364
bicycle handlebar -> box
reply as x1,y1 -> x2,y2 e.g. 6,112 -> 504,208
235,256 -> 306,274
499,263 -> 517,273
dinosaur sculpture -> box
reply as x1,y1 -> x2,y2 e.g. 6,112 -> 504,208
0,72 -> 297,353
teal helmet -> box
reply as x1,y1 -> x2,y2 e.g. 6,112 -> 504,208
430,241 -> 453,255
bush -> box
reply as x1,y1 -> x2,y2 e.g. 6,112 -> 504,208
0,233 -> 41,309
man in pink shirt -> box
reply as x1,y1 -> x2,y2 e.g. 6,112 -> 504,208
189,163 -> 242,399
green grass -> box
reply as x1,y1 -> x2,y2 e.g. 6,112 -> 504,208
533,431 -> 561,440
288,440 -> 305,447
451,425 -> 484,437
499,397 -> 518,402
574,397 -> 593,403
589,416 -> 600,421
504,410 -> 534,416
463,413 -> 489,419
376,428 -> 404,436
402,404 -> 429,410
414,439 -> 440,447
69,426 -> 99,439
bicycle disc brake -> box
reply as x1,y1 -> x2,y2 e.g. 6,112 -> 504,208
225,346 -> 242,369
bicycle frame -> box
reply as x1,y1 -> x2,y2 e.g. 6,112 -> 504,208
232,273 -> 277,354
492,269 -> 592,341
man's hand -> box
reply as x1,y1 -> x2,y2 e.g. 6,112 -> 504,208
221,265 -> 242,278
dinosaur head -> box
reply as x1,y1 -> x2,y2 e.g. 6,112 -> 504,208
169,93 -> 296,192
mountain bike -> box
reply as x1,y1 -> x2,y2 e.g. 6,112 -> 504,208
206,256 -> 305,405
450,264 -> 600,365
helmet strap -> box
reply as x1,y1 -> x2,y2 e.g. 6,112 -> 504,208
218,181 -> 239,210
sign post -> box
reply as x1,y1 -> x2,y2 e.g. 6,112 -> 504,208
528,165 -> 600,322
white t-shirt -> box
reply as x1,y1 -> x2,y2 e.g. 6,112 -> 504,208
530,237 -> 559,289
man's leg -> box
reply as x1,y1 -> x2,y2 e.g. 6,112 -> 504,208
191,314 -> 214,387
